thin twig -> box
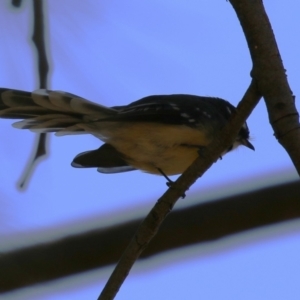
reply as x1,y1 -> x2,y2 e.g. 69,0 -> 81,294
11,0 -> 22,8
17,0 -> 50,190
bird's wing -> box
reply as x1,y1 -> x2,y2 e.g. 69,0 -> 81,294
109,94 -> 232,128
71,143 -> 136,173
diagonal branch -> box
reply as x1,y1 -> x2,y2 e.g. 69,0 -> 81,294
98,82 -> 261,300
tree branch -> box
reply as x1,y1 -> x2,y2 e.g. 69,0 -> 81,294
229,0 -> 300,173
98,82 -> 260,299
17,0 -> 50,189
11,0 -> 22,8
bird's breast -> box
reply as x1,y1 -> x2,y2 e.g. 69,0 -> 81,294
93,121 -> 211,175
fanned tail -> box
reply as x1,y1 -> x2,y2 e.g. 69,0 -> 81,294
0,88 -> 117,135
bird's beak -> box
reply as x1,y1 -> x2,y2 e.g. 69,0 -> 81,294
241,139 -> 255,151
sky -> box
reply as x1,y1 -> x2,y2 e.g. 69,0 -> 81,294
0,0 -> 300,299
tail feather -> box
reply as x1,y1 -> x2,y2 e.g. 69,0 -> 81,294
2,90 -> 36,107
32,90 -> 72,112
56,125 -> 88,136
0,88 -> 117,135
13,116 -> 82,130
0,106 -> 51,118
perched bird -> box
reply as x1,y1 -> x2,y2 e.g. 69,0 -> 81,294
0,89 -> 254,181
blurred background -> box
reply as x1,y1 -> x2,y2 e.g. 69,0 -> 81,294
0,0 -> 300,299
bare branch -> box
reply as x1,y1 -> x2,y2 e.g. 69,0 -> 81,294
32,0 -> 49,89
11,0 -> 22,8
17,0 -> 50,189
98,81 -> 260,299
229,0 -> 300,173
17,133 -> 49,189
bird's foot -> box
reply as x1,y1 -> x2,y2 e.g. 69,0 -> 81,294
158,168 -> 186,199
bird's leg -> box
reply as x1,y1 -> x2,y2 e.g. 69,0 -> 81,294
197,146 -> 206,158
157,168 -> 173,185
157,168 -> 186,199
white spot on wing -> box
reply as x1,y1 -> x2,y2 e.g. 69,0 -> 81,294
202,111 -> 211,118
170,103 -> 180,110
226,106 -> 233,114
181,113 -> 190,118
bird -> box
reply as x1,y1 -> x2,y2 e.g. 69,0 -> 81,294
0,88 -> 254,182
